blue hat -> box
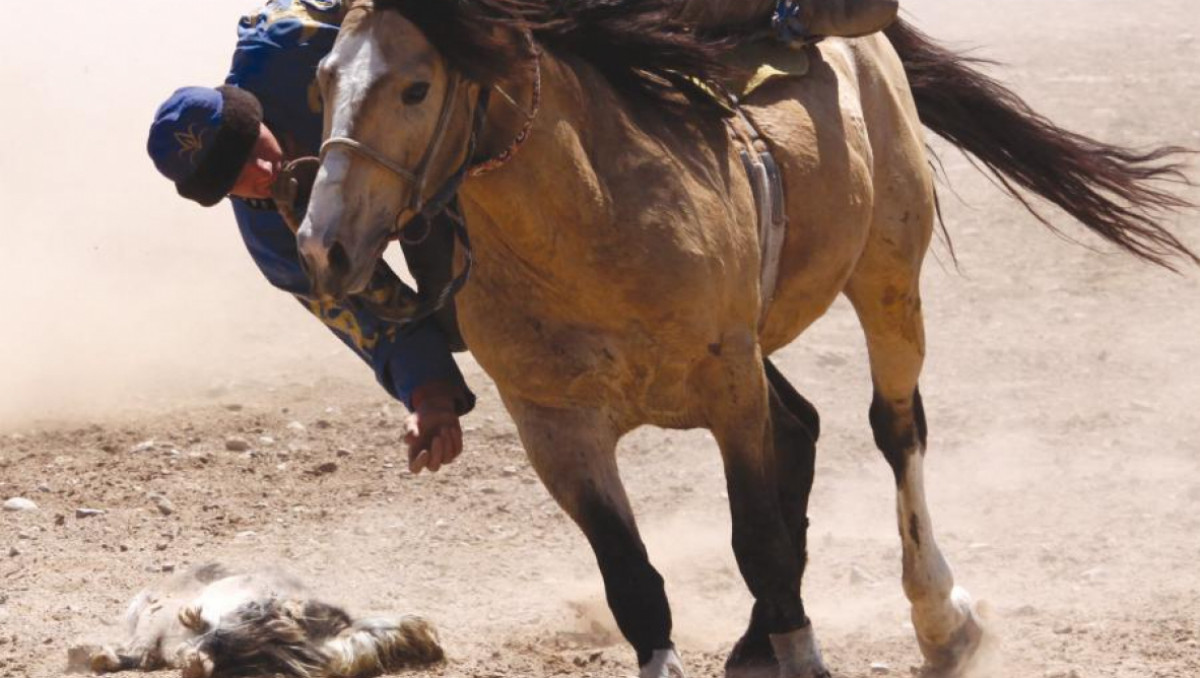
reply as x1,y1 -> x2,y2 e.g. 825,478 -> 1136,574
147,86 -> 264,207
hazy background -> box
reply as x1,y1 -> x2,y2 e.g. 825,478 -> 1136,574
0,0 -> 371,423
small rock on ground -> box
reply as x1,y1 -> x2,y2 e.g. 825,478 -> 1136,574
3,498 -> 37,512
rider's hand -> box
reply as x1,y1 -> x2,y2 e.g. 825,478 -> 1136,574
404,380 -> 465,474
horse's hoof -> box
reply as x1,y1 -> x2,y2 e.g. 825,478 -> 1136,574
916,588 -> 988,678
769,626 -> 831,678
640,648 -> 687,678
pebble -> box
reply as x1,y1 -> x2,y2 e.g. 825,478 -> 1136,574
130,440 -> 157,453
258,436 -> 276,446
286,421 -> 307,432
869,661 -> 891,674
75,508 -> 105,519
7,547 -> 18,558
225,437 -> 251,452
36,485 -> 50,493
2,498 -> 37,512
224,404 -> 244,412
501,466 -> 519,477
315,419 -> 332,429
151,495 -> 175,516
310,461 -> 338,476
336,448 -> 352,457
161,563 -> 176,573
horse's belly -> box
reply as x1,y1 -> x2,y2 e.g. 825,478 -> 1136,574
460,293 -> 716,428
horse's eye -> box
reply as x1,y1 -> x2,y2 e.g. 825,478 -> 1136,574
402,82 -> 430,105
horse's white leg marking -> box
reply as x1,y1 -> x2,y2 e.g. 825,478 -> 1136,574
641,648 -> 687,678
896,450 -> 981,673
902,448 -> 974,648
768,627 -> 828,678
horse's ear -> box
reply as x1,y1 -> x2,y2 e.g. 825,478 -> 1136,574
483,24 -> 538,81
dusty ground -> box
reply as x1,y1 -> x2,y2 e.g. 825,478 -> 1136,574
2,1 -> 1199,677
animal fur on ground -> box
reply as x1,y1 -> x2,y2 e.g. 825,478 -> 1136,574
69,563 -> 443,678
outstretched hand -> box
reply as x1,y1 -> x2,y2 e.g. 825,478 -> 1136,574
404,381 -> 465,474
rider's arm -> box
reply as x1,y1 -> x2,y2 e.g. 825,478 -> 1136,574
231,200 -> 475,413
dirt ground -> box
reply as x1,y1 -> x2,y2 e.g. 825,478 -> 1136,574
2,1 -> 1199,677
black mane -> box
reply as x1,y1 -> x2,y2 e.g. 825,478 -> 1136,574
375,0 -> 734,106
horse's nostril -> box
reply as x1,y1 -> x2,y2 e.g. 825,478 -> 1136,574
328,241 -> 352,281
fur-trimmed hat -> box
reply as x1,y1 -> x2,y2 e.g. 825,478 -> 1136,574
147,86 -> 263,207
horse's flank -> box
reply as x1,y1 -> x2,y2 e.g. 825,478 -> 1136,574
452,32 -> 911,428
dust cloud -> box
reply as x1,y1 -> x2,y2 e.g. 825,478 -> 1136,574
0,0 -> 363,425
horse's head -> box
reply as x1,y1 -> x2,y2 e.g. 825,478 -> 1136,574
298,0 -> 530,299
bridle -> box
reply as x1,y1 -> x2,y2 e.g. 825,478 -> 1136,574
321,70 -> 472,227
314,8 -> 542,324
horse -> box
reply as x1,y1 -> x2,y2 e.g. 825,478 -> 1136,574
293,1 -> 1197,676
71,563 -> 443,678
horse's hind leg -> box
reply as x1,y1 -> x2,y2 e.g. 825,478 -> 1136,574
503,397 -> 680,678
726,359 -> 826,678
845,270 -> 984,677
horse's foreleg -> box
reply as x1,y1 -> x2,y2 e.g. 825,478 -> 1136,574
701,340 -> 823,678
504,397 -> 680,678
726,359 -> 825,678
846,275 -> 985,677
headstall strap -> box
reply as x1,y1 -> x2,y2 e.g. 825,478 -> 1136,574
469,51 -> 542,178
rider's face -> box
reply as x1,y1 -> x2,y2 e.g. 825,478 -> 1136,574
229,124 -> 284,199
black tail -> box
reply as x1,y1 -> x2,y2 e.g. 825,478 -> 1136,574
886,19 -> 1198,270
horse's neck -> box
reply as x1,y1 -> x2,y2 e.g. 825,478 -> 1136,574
462,55 -> 625,283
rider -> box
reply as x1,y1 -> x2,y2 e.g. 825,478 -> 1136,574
146,0 -> 470,474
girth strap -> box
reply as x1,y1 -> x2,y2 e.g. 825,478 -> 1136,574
728,105 -> 788,326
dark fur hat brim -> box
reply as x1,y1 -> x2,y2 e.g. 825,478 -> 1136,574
177,86 -> 263,207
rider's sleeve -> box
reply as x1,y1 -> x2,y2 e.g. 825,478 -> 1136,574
231,200 -> 475,414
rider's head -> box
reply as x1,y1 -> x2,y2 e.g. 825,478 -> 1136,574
146,86 -> 283,205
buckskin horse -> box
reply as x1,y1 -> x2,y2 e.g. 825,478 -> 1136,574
293,1 -> 1197,676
